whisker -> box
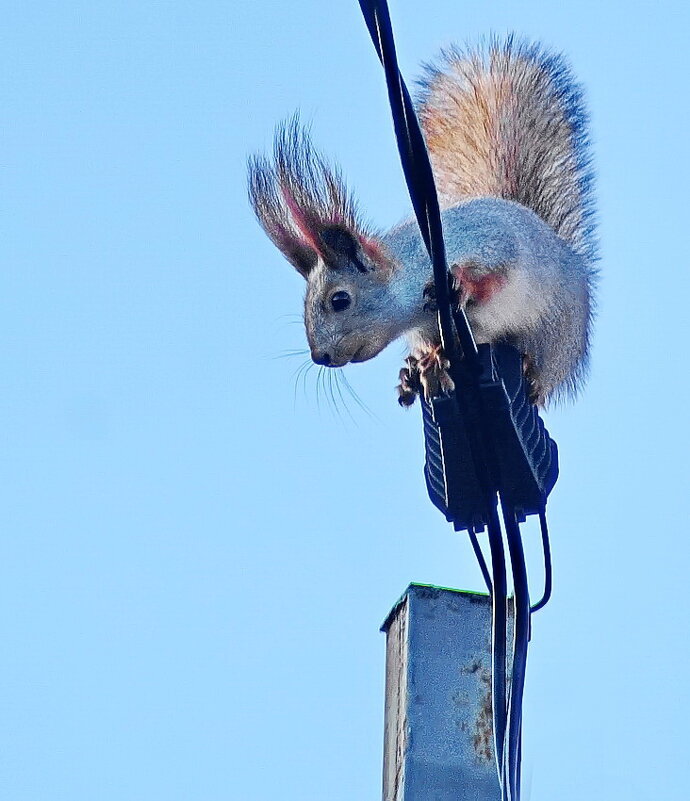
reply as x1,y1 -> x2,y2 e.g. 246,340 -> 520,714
327,369 -> 347,426
334,370 -> 358,426
292,359 -> 312,409
288,354 -> 379,425
291,358 -> 311,381
271,314 -> 306,337
322,369 -> 330,417
314,365 -> 321,412
302,362 -> 315,401
316,366 -> 326,414
325,369 -> 334,418
273,348 -> 311,361
341,372 -> 380,422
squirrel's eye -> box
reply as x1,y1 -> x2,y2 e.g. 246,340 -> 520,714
331,291 -> 351,312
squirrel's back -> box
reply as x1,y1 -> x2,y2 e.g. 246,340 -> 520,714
418,36 -> 596,263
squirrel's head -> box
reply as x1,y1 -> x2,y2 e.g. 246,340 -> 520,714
248,118 -> 405,367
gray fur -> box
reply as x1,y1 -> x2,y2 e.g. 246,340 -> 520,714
385,198 -> 595,400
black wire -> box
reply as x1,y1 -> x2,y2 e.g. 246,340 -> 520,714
502,505 -> 531,801
356,0 -> 478,368
530,509 -> 552,613
468,528 -> 493,593
516,722 -> 523,797
486,503 -> 508,786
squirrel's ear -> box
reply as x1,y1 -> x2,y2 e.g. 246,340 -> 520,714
282,239 -> 319,279
318,225 -> 371,273
319,225 -> 359,257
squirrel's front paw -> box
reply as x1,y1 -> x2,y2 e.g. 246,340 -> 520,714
419,346 -> 455,401
397,356 -> 421,407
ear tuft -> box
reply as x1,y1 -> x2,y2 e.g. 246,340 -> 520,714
248,116 -> 380,278
247,151 -> 318,279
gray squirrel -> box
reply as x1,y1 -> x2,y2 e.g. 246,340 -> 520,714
248,36 -> 597,406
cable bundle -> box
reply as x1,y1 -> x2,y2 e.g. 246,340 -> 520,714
357,2 -> 558,798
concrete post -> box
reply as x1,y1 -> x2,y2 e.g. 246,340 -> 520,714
381,584 -> 502,801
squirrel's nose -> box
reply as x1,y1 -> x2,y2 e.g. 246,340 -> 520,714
312,351 -> 333,366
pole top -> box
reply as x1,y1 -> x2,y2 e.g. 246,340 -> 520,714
381,582 -> 490,634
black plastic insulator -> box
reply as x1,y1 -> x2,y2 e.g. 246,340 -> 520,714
421,343 -> 559,532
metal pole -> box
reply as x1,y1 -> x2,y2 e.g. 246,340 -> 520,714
381,584 -> 503,801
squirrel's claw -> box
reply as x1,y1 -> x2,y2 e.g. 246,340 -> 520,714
397,356 -> 421,407
419,346 -> 455,400
397,348 -> 455,406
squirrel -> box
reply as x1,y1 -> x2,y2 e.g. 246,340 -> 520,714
248,36 -> 597,406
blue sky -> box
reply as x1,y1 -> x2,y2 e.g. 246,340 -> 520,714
2,1 -> 689,799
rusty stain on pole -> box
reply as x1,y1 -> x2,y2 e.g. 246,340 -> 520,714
381,584 -> 503,801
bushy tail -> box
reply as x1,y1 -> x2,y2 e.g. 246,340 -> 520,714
418,36 -> 596,262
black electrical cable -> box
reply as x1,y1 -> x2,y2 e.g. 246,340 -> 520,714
516,722 -> 523,799
357,0 -> 479,369
486,503 -> 508,783
530,509 -> 552,613
468,528 -> 492,593
501,506 -> 531,801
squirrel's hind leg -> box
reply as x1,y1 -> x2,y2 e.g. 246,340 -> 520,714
522,354 -> 546,406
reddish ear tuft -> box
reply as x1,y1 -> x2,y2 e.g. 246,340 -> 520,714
280,184 -> 321,254
249,118 -> 381,276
